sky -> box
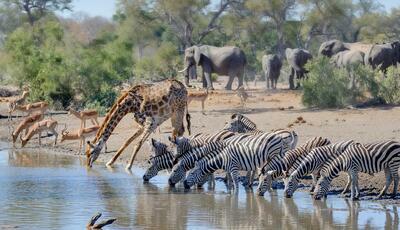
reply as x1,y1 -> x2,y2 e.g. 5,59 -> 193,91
61,0 -> 399,19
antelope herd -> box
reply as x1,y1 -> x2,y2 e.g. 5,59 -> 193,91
2,89 -> 100,151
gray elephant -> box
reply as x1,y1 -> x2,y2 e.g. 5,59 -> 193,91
331,50 -> 365,68
319,39 -> 372,57
285,48 -> 313,89
366,41 -> 400,72
262,54 -> 282,89
179,45 -> 246,90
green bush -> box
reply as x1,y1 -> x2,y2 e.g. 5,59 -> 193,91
302,57 -> 400,108
302,58 -> 351,108
376,67 -> 400,104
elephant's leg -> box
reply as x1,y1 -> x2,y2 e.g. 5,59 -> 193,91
289,68 -> 295,90
266,74 -> 270,89
184,75 -> 191,88
204,72 -> 214,90
274,78 -> 278,89
225,74 -> 235,91
237,70 -> 244,89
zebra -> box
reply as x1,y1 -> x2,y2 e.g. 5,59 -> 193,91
169,128 -> 298,188
283,140 -> 354,198
168,141 -> 226,186
257,136 -> 331,196
183,131 -> 285,191
223,113 -> 258,133
169,129 -> 236,162
143,138 -> 174,182
224,113 -> 298,150
314,141 -> 400,200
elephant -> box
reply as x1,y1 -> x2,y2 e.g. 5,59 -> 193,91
285,48 -> 313,89
319,39 -> 373,58
179,45 -> 246,90
366,41 -> 400,72
262,54 -> 282,89
331,50 -> 365,68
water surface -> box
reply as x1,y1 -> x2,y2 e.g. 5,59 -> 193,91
0,143 -> 398,229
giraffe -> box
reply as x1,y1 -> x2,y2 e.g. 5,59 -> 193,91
86,79 -> 191,170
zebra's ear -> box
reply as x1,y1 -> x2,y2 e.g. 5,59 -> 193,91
151,138 -> 157,147
168,136 -> 177,145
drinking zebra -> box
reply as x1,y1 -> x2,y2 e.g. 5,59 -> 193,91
168,141 -> 226,186
143,139 -> 174,181
283,140 -> 354,198
313,141 -> 400,200
183,131 -> 285,191
170,128 -> 298,188
257,136 -> 331,196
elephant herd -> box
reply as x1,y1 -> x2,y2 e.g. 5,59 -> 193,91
180,40 -> 400,91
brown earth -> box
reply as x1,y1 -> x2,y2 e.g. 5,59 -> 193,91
1,77 -> 400,203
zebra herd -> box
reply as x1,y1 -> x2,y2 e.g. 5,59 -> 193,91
144,113 -> 400,200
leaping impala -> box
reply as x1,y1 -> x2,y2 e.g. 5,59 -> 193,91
11,112 -> 44,146
68,108 -> 99,129
20,119 -> 58,147
60,125 -> 107,155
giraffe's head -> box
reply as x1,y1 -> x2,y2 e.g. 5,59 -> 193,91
86,141 -> 101,167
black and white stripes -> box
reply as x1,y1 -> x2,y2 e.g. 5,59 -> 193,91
314,141 -> 400,200
184,131 -> 285,190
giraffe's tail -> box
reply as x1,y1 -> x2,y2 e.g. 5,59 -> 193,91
186,113 -> 191,135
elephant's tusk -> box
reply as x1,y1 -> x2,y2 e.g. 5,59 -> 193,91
178,66 -> 188,73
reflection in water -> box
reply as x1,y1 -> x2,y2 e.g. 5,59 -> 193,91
0,145 -> 399,229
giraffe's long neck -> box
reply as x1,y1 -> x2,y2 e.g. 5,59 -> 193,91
93,94 -> 136,149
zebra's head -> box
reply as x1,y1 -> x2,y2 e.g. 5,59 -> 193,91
313,176 -> 331,200
223,113 -> 257,133
183,162 -> 205,189
143,157 -> 161,182
283,174 -> 299,198
257,170 -> 274,196
149,138 -> 169,157
143,139 -> 172,182
168,162 -> 186,187
169,136 -> 191,161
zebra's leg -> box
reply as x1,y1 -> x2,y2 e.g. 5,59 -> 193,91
350,170 -> 359,200
209,174 -> 215,189
225,172 -> 233,189
378,168 -> 392,199
243,170 -> 253,189
310,173 -> 319,194
391,168 -> 399,198
341,173 -> 352,196
229,168 -> 240,193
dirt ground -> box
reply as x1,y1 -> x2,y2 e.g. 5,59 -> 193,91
1,77 -> 400,203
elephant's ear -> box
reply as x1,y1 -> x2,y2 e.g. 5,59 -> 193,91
194,46 -> 201,65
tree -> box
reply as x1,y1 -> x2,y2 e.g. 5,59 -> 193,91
154,0 -> 239,49
245,0 -> 296,57
4,0 -> 72,26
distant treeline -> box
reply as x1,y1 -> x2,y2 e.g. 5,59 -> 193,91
0,0 -> 399,110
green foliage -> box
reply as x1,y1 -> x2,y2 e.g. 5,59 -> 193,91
302,58 -> 351,108
376,67 -> 400,104
302,59 -> 400,108
133,42 -> 180,81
